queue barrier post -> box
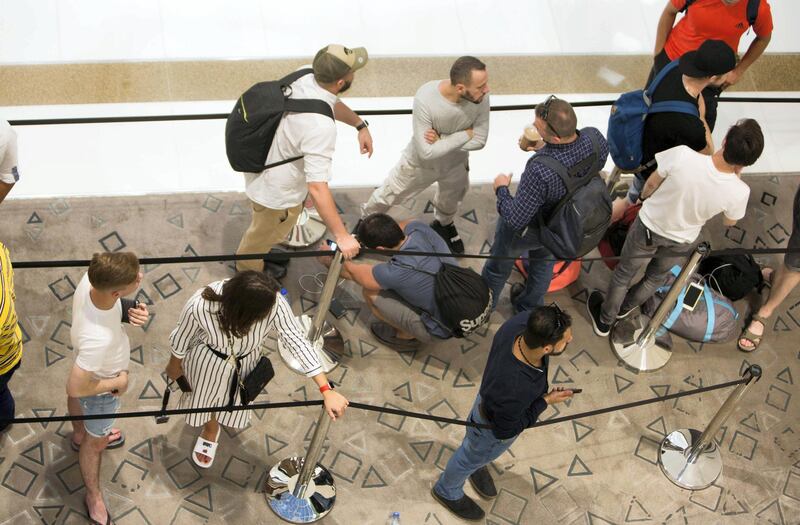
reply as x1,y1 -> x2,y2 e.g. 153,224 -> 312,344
265,406 -> 335,523
658,364 -> 762,490
267,247 -> 345,522
277,248 -> 345,375
610,242 -> 709,372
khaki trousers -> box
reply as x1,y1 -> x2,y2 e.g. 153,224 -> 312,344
236,201 -> 302,272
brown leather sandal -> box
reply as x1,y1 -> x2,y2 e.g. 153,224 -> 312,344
738,313 -> 767,352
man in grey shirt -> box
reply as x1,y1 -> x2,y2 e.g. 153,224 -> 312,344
362,56 -> 490,254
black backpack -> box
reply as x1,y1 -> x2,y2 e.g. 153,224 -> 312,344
392,236 -> 492,338
532,132 -> 612,260
225,68 -> 334,173
682,0 -> 760,27
699,254 -> 764,301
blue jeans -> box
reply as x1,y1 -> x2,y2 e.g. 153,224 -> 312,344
0,361 -> 20,431
434,395 -> 519,500
78,393 -> 120,437
482,219 -> 556,311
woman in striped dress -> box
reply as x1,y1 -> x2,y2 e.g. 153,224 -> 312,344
165,271 -> 347,468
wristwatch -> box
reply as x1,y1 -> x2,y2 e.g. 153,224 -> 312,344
356,120 -> 369,131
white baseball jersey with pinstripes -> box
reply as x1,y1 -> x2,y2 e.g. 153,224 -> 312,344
169,280 -> 322,428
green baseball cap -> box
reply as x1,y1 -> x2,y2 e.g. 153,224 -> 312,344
312,44 -> 369,83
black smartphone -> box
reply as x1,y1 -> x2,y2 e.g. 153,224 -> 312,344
176,375 -> 192,393
169,375 -> 192,392
570,388 -> 583,394
326,239 -> 338,251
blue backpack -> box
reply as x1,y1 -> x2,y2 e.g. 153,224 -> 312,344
607,60 -> 699,171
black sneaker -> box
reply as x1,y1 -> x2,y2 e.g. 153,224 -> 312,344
430,220 -> 465,254
262,261 -> 287,281
469,466 -> 497,499
587,291 -> 611,337
431,488 -> 485,521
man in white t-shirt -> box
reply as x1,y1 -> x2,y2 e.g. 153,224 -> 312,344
236,44 -> 374,271
66,252 -> 148,524
0,120 -> 20,206
587,119 -> 764,336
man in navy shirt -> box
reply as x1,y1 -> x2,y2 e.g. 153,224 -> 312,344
432,304 -> 575,521
483,96 -> 608,312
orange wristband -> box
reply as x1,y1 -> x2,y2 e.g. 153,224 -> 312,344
319,383 -> 332,394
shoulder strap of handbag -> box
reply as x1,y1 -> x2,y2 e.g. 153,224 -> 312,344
263,68 -> 335,171
531,130 -> 601,221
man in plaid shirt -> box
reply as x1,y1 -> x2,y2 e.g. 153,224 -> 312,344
482,96 -> 608,312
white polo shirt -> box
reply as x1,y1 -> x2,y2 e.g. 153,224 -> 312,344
243,68 -> 338,210
0,121 -> 20,185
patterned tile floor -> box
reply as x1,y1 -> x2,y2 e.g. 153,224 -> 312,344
0,178 -> 798,525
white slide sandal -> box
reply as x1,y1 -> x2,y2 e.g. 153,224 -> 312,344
192,426 -> 221,469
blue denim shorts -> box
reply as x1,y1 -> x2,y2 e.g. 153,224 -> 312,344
78,393 -> 120,437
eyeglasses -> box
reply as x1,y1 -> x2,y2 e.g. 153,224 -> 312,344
539,95 -> 561,139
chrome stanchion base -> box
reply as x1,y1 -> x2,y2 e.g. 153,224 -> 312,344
609,314 -> 671,372
265,457 -> 336,523
659,428 -> 722,490
278,315 -> 342,374
282,207 -> 327,248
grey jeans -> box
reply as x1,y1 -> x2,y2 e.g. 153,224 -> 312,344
601,216 -> 694,325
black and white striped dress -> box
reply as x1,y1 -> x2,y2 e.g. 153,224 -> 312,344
169,280 -> 322,428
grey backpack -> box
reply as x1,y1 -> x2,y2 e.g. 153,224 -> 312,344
642,266 -> 740,343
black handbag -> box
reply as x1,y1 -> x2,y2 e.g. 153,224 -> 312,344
239,355 -> 275,405
210,340 -> 275,409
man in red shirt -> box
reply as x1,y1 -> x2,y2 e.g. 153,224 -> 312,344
650,0 -> 773,130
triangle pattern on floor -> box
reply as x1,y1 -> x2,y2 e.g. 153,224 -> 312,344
529,466 -> 558,494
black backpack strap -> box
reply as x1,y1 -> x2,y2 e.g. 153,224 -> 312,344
280,67 -> 315,86
283,98 -> 334,120
531,131 -> 601,221
278,67 -> 335,119
747,0 -> 759,27
682,0 -> 757,26
531,131 -> 601,194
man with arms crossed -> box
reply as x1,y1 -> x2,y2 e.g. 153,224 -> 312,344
362,56 -> 490,254
67,252 -> 148,524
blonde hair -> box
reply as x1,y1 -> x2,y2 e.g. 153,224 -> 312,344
88,252 -> 139,291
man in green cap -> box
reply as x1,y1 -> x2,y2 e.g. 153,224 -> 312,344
237,44 -> 373,269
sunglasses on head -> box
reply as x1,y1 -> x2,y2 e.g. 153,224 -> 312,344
547,301 -> 566,339
539,95 -> 561,139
